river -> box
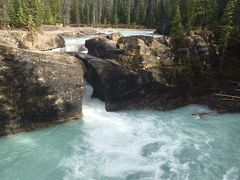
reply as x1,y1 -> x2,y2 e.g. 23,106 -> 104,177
0,30 -> 240,180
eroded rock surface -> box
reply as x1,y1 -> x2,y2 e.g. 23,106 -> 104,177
85,37 -> 122,59
0,31 -> 65,51
79,32 -> 238,112
75,53 -> 168,111
0,45 -> 85,136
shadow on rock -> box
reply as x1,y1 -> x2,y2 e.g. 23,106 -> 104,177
0,55 -> 59,135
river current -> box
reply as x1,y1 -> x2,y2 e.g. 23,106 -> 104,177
0,85 -> 240,180
0,30 -> 240,180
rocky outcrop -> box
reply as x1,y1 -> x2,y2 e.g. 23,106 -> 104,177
85,36 -> 177,86
106,32 -> 122,41
117,36 -> 174,71
23,33 -> 65,51
85,37 -> 122,59
81,32 -> 239,113
54,44 -> 88,53
0,31 -> 65,51
75,53 -> 170,111
60,28 -> 103,38
0,31 -> 22,48
156,19 -> 172,35
74,53 -> 211,112
0,45 -> 85,136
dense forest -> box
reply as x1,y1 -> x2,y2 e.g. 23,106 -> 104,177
0,0 -> 239,69
0,0 -> 239,29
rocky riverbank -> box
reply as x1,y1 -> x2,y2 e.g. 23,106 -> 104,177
0,27 -> 239,136
74,30 -> 240,113
0,27 -> 154,136
0,43 -> 85,136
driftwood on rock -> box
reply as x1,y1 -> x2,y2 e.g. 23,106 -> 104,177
192,112 -> 215,118
214,93 -> 240,101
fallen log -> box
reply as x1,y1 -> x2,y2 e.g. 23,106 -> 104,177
192,112 -> 215,118
214,93 -> 240,100
228,81 -> 240,86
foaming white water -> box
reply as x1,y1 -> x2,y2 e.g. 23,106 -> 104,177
60,85 -> 240,180
223,167 -> 240,180
0,84 -> 240,180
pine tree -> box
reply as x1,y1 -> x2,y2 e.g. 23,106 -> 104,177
137,0 -> 144,25
0,1 -> 4,27
126,0 -> 131,24
157,0 -> 166,22
26,14 -> 37,46
46,7 -> 54,24
171,5 -> 184,37
0,0 -> 10,28
62,0 -> 71,26
206,0 -> 219,30
112,0 -> 119,24
49,0 -> 62,23
219,0 -> 238,69
84,1 -> 90,24
16,0 -> 27,27
34,0 -> 45,26
7,0 -> 16,26
219,0 -> 237,48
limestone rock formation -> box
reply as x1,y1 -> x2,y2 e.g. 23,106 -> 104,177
85,37 -> 122,59
75,53 -> 167,111
0,31 -> 65,51
0,45 -> 85,136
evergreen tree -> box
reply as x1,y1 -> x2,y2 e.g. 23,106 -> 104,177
84,1 -> 90,24
219,0 -> 238,68
126,0 -> 131,24
112,0 -> 119,24
16,0 -> 27,27
157,0 -> 166,22
206,0 -> 219,30
171,5 -> 184,37
219,0 -> 237,48
46,7 -> 54,24
7,0 -> 15,26
62,0 -> 71,26
26,14 -> 37,46
34,0 -> 45,26
0,0 -> 10,28
137,0 -> 144,25
49,0 -> 62,23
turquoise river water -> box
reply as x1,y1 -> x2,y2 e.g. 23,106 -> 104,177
1,30 -> 240,180
0,85 -> 240,180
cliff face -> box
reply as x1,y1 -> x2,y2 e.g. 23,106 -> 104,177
0,45 -> 85,136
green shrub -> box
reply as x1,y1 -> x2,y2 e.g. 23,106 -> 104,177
163,53 -> 204,87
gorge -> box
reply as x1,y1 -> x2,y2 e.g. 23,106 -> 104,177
0,29 -> 239,180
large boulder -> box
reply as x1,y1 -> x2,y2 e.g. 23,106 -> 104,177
74,53 -> 200,112
75,53 -> 167,111
85,35 -> 174,83
85,37 -> 122,59
156,19 -> 172,35
0,30 -> 65,51
0,31 -> 22,48
0,45 -> 85,136
116,36 -> 174,75
23,32 -> 65,51
106,32 -> 122,41
117,36 -> 151,56
168,33 -> 216,67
